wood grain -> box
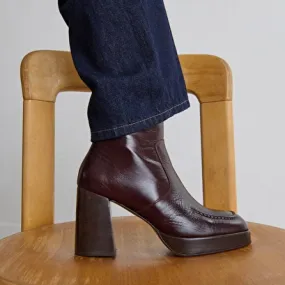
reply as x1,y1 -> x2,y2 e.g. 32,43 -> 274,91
201,101 -> 237,211
0,218 -> 285,285
22,100 -> 55,231
21,51 -> 88,102
179,54 -> 232,103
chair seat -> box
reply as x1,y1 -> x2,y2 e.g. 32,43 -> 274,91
0,217 -> 284,285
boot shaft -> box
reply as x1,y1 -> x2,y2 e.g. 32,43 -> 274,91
78,123 -> 169,211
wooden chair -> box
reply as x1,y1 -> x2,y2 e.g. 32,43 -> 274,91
0,51 -> 284,285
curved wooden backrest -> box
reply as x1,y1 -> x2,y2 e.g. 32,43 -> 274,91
20,50 -> 236,231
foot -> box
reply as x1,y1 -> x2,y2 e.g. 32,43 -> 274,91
77,123 -> 251,256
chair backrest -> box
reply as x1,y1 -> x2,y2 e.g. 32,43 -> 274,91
20,50 -> 236,231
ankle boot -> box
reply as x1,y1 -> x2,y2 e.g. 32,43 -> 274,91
75,123 -> 251,257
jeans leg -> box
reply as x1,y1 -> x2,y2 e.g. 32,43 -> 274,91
58,0 -> 190,142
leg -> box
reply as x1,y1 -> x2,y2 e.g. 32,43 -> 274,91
58,0 -> 190,141
58,0 -> 251,257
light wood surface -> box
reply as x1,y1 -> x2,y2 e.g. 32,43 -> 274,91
22,100 -> 55,231
0,218 -> 285,285
201,101 -> 236,211
21,51 -> 88,102
179,54 -> 232,103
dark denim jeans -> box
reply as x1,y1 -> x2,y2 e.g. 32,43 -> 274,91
58,0 -> 190,141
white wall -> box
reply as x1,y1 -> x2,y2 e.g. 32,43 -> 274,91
1,0 -> 285,238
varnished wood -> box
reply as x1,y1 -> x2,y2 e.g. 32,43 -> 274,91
201,101 -> 237,211
179,54 -> 232,103
0,218 -> 285,285
22,100 -> 55,231
0,278 -> 14,285
21,51 -> 89,102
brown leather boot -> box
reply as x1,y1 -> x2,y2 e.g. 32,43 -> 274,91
75,123 -> 251,257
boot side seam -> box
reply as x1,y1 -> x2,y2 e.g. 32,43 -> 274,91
192,208 -> 235,220
136,139 -> 172,215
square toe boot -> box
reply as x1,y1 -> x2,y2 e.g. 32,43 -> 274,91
75,123 -> 251,257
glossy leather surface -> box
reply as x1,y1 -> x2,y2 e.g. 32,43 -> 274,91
78,124 -> 248,238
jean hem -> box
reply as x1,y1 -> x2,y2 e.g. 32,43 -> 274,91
90,99 -> 190,142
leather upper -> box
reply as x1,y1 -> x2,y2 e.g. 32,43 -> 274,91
78,123 -> 248,238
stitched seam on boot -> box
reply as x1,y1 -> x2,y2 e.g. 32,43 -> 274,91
153,141 -> 235,221
136,139 -> 172,215
191,208 -> 235,220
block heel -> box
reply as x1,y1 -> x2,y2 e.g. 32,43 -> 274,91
75,187 -> 116,257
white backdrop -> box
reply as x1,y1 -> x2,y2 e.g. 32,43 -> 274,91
1,1 -> 285,238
